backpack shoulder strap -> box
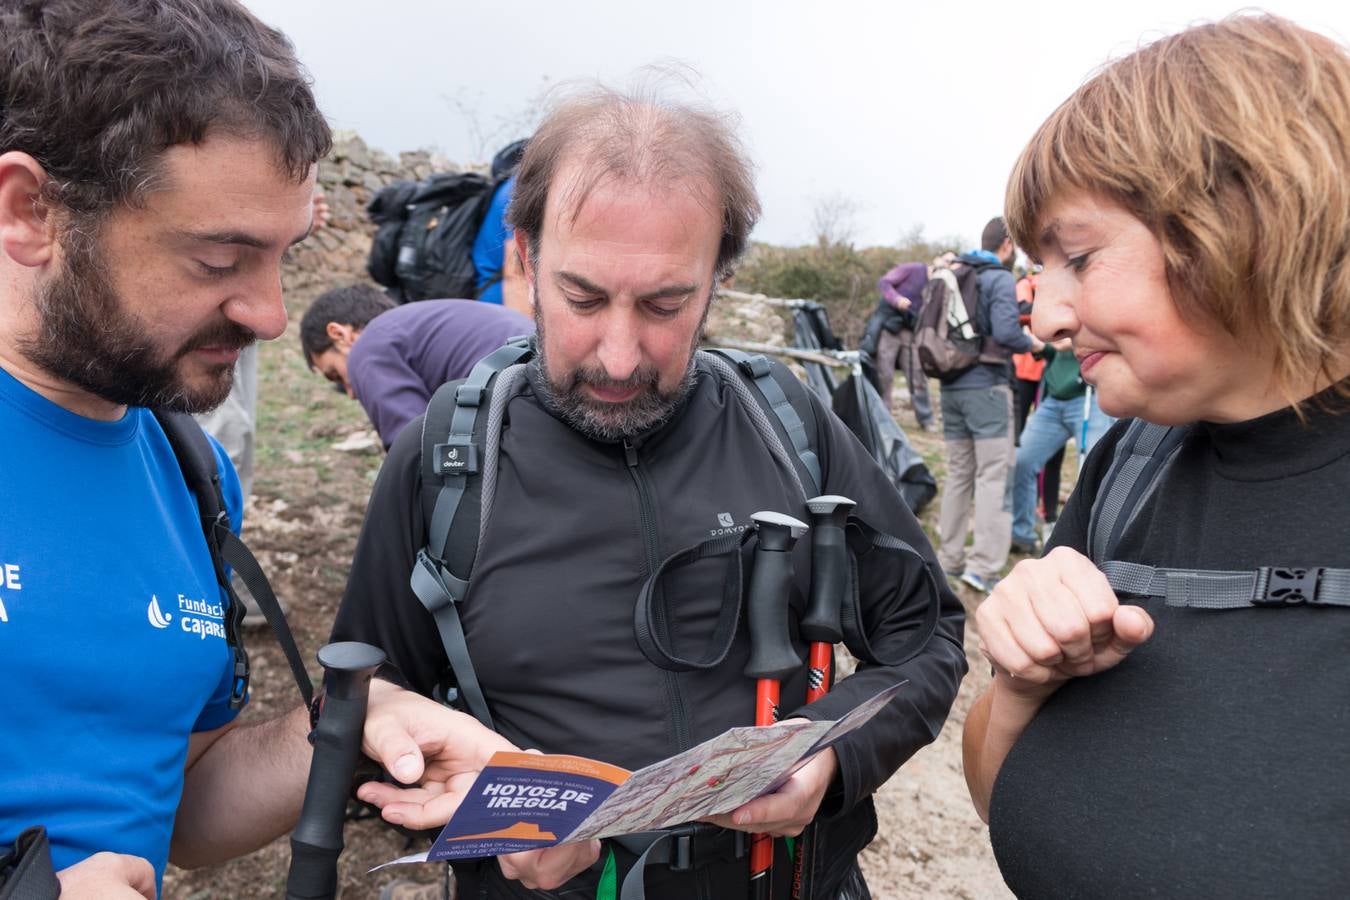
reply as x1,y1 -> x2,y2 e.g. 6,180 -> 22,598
1086,418 -> 1186,566
702,348 -> 822,498
1088,418 -> 1350,610
154,409 -> 313,709
411,338 -> 532,729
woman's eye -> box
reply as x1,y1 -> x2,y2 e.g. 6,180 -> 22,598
1066,253 -> 1091,272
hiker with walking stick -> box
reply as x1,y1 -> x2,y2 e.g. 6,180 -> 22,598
0,5 -> 518,897
333,81 -> 967,899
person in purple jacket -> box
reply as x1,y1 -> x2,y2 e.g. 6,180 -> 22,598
300,285 -> 534,447
874,261 -> 937,431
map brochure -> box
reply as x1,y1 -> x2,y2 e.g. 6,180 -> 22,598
376,681 -> 906,868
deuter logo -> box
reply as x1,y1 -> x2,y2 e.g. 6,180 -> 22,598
708,512 -> 747,538
147,594 -> 173,628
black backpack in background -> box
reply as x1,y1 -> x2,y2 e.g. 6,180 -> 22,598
366,139 -> 529,304
366,172 -> 494,303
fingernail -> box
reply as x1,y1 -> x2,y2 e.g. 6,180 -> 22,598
392,754 -> 418,782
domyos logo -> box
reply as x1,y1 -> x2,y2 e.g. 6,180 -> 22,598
708,512 -> 747,538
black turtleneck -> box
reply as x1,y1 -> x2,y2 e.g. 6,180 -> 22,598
989,384 -> 1350,899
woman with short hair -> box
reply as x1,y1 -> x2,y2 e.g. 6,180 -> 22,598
963,14 -> 1350,897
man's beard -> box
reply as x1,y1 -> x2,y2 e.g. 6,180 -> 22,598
533,298 -> 709,442
17,229 -> 253,413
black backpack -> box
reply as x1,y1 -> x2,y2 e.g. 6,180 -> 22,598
366,140 -> 529,304
366,172 -> 495,303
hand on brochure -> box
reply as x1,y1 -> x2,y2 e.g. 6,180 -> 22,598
499,840 -> 602,890
704,719 -> 839,837
355,680 -> 517,830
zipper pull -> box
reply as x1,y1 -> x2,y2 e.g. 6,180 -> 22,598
623,439 -> 639,468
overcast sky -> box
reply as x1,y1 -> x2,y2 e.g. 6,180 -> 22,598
243,1 -> 1350,249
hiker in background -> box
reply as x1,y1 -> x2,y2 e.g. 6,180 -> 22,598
0,3 -> 532,896
472,139 -> 531,317
867,260 -> 937,431
1010,271 -> 1044,442
1008,340 -> 1114,554
299,285 -> 533,448
333,82 -> 966,900
963,15 -> 1350,898
935,218 -> 1044,594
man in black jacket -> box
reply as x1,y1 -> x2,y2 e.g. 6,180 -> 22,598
333,85 -> 968,899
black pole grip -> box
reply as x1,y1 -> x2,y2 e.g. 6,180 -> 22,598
744,512 -> 808,681
801,495 -> 855,644
286,641 -> 386,900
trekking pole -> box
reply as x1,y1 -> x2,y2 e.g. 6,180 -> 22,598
792,495 -> 855,900
286,641 -> 386,900
745,511 -> 809,900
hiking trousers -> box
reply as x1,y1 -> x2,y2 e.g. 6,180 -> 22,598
937,384 -> 1014,580
875,327 -> 933,427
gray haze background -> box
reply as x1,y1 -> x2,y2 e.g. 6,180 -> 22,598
244,0 -> 1350,250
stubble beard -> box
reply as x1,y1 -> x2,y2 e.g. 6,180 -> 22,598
17,227 -> 252,413
533,292 -> 710,442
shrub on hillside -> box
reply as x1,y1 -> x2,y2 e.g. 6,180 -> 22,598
734,227 -> 965,347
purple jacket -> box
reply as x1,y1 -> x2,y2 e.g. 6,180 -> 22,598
348,299 -> 534,447
874,262 -> 928,332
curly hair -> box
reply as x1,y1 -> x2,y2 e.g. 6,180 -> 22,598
0,0 -> 331,221
1006,13 -> 1350,399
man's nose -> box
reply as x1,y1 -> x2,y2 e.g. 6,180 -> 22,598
227,269 -> 288,342
595,309 -> 642,381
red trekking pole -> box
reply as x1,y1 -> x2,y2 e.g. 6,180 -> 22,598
791,495 -> 855,899
745,511 -> 809,900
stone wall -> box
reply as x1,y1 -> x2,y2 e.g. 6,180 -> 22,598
281,131 -> 473,305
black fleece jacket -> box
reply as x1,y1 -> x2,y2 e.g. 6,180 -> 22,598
332,354 -> 967,898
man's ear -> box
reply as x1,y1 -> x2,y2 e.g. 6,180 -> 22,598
0,152 -> 57,268
324,321 -> 358,352
514,231 -> 534,286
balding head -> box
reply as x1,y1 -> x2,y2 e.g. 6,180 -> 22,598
507,84 -> 760,280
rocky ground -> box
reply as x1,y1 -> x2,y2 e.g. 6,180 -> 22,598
159,287 -> 1042,899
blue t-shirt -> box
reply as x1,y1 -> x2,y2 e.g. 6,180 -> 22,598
471,176 -> 516,305
0,365 -> 243,885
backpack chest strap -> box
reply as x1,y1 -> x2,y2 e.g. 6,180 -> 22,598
1103,560 -> 1350,609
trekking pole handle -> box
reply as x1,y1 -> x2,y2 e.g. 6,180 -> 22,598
744,512 -> 808,682
801,495 -> 855,645
285,641 -> 386,900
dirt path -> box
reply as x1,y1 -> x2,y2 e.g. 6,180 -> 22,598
162,314 -> 1015,899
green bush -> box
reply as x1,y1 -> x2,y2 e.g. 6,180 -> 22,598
734,227 -> 966,346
